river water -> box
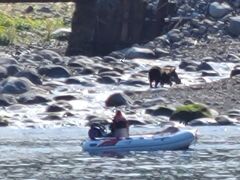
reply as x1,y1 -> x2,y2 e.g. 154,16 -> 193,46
0,126 -> 239,179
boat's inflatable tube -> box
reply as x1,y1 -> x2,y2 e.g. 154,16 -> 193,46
82,129 -> 197,153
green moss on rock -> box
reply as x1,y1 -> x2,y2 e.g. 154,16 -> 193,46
170,103 -> 212,124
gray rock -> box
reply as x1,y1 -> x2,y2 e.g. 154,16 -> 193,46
189,118 -> 218,126
197,61 -> 214,71
6,65 -> 22,76
124,47 -> 156,59
0,94 -> 17,106
0,77 -> 34,94
108,51 -> 125,59
228,16 -> 240,36
113,67 -> 124,74
36,50 -> 63,63
67,59 -> 85,68
18,92 -> 50,104
203,19 -> 215,27
64,78 -> 82,84
46,101 -> 72,112
167,29 -> 183,43
76,67 -> 95,75
24,5 -> 34,13
64,78 -> 94,87
201,70 -> 219,76
215,115 -> 237,125
97,76 -> 118,84
208,2 -> 232,19
102,56 -> 119,63
191,26 -> 207,37
42,114 -> 62,121
37,6 -> 52,13
0,66 -> 8,79
179,60 -> 199,70
38,65 -> 71,78
0,56 -> 18,65
97,67 -> 113,74
185,65 -> 198,72
105,93 -> 133,107
54,95 -> 77,101
154,48 -> 170,57
51,28 -> 71,41
15,70 -> 42,85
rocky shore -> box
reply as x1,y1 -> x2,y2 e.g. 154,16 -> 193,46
127,75 -> 240,114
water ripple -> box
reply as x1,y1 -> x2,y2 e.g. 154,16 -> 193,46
0,126 -> 239,179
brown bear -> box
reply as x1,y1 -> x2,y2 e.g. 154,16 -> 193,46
148,65 -> 181,88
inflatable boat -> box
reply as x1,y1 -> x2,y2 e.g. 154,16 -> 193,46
82,129 -> 197,153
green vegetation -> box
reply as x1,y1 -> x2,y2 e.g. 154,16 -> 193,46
0,11 -> 67,46
0,2 -> 74,46
175,103 -> 212,117
170,103 -> 213,124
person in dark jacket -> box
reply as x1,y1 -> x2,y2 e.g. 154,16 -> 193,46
109,110 -> 129,138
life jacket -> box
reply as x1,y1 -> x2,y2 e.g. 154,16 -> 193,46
112,111 -> 128,128
110,111 -> 129,137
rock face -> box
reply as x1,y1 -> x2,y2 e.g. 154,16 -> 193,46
66,0 -> 174,56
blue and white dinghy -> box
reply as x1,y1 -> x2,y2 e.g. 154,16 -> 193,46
82,129 -> 197,153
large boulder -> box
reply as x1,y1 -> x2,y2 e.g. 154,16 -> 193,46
124,47 -> 156,59
105,92 -> 133,107
0,77 -> 35,94
208,2 -> 232,19
6,65 -> 22,76
170,103 -> 213,124
36,50 -> 63,63
38,65 -> 71,78
15,70 -> 42,85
